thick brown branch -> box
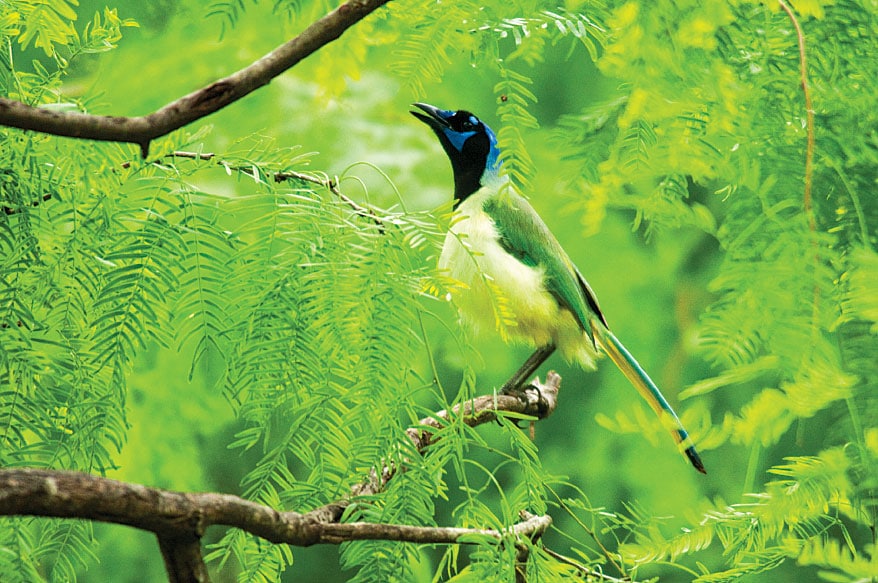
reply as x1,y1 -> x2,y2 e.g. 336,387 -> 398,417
0,0 -> 390,157
0,468 -> 551,546
0,375 -> 561,582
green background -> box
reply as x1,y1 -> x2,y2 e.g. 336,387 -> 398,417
1,0 -> 876,581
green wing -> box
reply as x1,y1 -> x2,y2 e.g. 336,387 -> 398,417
483,192 -> 607,343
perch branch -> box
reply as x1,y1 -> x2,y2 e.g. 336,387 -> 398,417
0,373 -> 561,583
408,371 -> 561,450
306,373 -> 561,524
0,0 -> 391,157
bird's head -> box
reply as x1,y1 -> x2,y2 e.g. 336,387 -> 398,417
411,102 -> 501,203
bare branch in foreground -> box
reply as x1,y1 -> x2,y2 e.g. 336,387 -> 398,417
0,374 -> 561,583
0,469 -> 552,546
0,0 -> 391,157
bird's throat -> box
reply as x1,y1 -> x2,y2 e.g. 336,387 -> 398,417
452,164 -> 484,206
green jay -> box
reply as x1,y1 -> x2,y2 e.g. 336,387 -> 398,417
412,102 -> 706,474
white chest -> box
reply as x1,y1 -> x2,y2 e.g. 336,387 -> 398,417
438,191 -> 558,346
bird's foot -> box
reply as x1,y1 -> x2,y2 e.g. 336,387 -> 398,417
500,371 -> 562,420
499,378 -> 526,397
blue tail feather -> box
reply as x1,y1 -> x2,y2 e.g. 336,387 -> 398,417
596,326 -> 706,474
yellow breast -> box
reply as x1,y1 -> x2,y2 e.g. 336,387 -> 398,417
438,188 -> 598,368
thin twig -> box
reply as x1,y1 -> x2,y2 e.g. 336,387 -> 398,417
275,168 -> 385,225
777,0 -> 820,321
122,150 -> 388,224
168,151 -> 217,162
777,0 -> 815,231
120,150 -> 216,169
407,372 -> 561,450
543,548 -> 631,582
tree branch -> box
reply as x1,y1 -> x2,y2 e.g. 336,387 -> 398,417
0,373 -> 561,583
408,372 -> 561,451
0,469 -> 551,546
120,150 -> 389,225
274,168 -> 384,225
0,0 -> 391,157
343,372 -> 562,504
543,548 -> 632,582
158,533 -> 210,583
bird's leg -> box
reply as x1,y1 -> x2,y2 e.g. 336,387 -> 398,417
500,344 -> 556,396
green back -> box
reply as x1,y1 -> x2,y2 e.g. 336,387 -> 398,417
483,191 -> 607,343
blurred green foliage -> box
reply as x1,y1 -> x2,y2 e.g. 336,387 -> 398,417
0,0 -> 876,581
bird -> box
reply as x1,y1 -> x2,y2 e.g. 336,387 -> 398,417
411,102 -> 706,474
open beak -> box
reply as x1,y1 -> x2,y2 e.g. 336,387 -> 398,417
410,102 -> 451,131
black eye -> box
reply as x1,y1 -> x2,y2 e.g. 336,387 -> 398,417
454,112 -> 479,132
